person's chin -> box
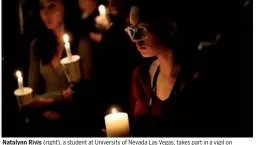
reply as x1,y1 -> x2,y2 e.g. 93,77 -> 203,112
138,48 -> 154,58
141,53 -> 154,58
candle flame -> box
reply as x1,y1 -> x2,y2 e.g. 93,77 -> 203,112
16,70 -> 22,78
63,34 -> 69,44
98,5 -> 106,15
112,108 -> 117,114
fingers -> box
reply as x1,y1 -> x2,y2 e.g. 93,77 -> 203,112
62,88 -> 73,100
25,97 -> 54,108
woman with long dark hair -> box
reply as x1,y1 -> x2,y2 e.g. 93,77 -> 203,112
128,0 -> 208,136
27,0 -> 93,136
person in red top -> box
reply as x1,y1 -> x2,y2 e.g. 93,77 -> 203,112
127,0 -> 209,137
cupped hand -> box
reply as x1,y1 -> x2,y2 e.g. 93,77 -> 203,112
26,97 -> 54,108
62,87 -> 73,100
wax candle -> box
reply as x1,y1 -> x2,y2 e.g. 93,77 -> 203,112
99,5 -> 106,16
63,34 -> 72,60
104,108 -> 130,137
96,5 -> 110,29
15,70 -> 24,91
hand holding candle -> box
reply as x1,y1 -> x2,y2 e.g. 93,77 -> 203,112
14,70 -> 33,106
61,33 -> 81,83
63,34 -> 72,61
104,108 -> 130,137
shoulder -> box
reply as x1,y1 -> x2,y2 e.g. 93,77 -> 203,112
132,59 -> 154,81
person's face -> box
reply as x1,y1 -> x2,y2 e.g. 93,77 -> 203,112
79,0 -> 96,12
40,0 -> 64,30
127,6 -> 162,58
108,0 -> 119,16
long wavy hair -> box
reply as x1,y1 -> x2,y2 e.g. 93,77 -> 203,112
34,0 -> 81,65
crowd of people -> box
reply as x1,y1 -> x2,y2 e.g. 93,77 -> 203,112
2,0 -> 251,137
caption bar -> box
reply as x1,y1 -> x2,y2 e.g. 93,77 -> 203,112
2,139 -> 235,145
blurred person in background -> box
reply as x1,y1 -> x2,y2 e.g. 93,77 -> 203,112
78,0 -> 100,37
89,0 -> 142,114
128,0 -> 211,137
26,0 -> 96,136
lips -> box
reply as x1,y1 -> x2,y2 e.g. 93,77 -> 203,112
137,46 -> 147,51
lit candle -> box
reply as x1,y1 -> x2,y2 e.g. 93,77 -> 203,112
96,5 -> 110,29
104,108 -> 130,137
15,70 -> 24,91
63,34 -> 72,60
99,5 -> 106,16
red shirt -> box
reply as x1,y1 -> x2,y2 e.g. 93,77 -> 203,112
130,60 -> 204,137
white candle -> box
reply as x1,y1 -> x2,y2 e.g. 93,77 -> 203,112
104,108 -> 130,137
96,5 -> 110,29
15,70 -> 24,91
99,5 -> 106,16
63,34 -> 72,60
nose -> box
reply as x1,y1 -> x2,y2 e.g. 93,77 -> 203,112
135,40 -> 145,47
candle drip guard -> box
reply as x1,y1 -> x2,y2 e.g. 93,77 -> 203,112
14,87 -> 33,107
61,55 -> 81,83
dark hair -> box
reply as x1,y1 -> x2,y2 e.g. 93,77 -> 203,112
131,0 -> 200,71
34,0 -> 81,64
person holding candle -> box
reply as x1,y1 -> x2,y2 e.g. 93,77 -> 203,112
89,0 -> 141,113
128,0 -> 210,136
27,0 -> 96,136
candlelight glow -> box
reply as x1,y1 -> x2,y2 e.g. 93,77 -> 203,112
105,108 -> 130,137
99,5 -> 106,15
63,34 -> 69,43
16,70 -> 22,78
112,108 -> 117,114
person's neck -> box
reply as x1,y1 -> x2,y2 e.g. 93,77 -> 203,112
157,48 -> 180,79
52,24 -> 65,45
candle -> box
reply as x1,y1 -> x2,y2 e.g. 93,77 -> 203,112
96,5 -> 110,29
15,70 -> 24,91
99,5 -> 106,16
63,33 -> 72,60
104,108 -> 130,137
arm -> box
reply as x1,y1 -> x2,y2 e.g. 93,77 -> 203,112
28,39 -> 43,94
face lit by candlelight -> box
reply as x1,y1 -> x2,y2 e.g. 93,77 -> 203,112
40,0 -> 64,30
128,6 -> 164,58
79,0 -> 97,13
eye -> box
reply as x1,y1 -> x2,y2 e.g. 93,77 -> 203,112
136,27 -> 147,35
